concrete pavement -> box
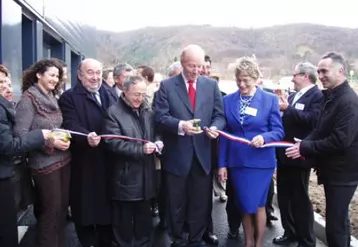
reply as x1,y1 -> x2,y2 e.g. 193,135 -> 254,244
19,197 -> 326,247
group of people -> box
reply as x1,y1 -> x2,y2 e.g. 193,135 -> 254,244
0,44 -> 357,247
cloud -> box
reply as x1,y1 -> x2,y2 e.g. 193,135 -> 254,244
93,0 -> 358,32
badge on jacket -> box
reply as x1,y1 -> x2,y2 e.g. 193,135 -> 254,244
295,103 -> 305,110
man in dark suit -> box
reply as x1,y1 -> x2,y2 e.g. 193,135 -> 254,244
155,45 -> 226,247
59,59 -> 117,247
273,62 -> 323,247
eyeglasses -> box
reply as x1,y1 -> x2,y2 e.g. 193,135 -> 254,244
131,92 -> 147,98
293,72 -> 304,77
236,78 -> 254,85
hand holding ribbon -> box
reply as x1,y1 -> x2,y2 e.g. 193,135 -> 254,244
205,126 -> 219,139
88,132 -> 101,147
52,128 -> 163,154
154,141 -> 164,153
204,127 -> 294,148
250,135 -> 264,148
285,137 -> 303,159
143,142 -> 157,154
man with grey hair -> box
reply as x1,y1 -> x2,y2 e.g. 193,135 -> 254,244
155,45 -> 225,247
167,61 -> 182,77
113,63 -> 134,97
286,51 -> 358,247
103,75 -> 163,247
273,61 -> 323,246
59,58 -> 117,247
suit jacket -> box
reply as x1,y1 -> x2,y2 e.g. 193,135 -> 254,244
58,81 -> 117,225
218,87 -> 284,169
155,74 -> 226,177
277,85 -> 323,168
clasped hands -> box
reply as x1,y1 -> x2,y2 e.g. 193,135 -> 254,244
181,119 -> 219,139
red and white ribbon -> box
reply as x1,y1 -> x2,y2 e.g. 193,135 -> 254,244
52,128 -> 161,153
214,129 -> 294,148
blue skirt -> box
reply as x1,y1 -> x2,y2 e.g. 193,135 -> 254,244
229,167 -> 274,214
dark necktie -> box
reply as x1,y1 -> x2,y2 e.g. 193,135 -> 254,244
92,92 -> 101,105
188,80 -> 196,109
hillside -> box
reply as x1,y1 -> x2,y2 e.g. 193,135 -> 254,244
96,24 -> 358,79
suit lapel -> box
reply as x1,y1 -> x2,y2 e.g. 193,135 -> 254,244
288,93 -> 295,105
194,77 -> 204,114
175,75 -> 193,114
229,91 -> 242,125
295,85 -> 317,104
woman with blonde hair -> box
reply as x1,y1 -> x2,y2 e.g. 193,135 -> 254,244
218,57 -> 284,247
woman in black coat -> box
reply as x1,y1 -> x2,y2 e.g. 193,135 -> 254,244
0,65 -> 50,247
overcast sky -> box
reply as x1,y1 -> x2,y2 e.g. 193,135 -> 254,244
91,0 -> 358,32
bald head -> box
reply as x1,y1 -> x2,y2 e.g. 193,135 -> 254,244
180,45 -> 205,81
79,58 -> 103,71
78,58 -> 103,93
180,45 -> 205,63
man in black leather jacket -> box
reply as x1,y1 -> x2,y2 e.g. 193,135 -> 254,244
103,75 -> 163,247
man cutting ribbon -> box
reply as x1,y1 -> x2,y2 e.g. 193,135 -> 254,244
102,75 -> 163,247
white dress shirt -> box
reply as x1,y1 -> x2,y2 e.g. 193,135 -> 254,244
178,73 -> 198,135
291,84 -> 315,105
115,86 -> 122,98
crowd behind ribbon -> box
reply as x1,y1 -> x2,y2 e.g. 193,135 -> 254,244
0,44 -> 357,247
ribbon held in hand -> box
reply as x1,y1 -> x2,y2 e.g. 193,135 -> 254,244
207,128 -> 294,148
52,129 -> 162,154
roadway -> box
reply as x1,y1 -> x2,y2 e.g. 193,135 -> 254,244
19,197 -> 327,247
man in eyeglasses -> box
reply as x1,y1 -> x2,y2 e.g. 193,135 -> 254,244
274,62 -> 323,247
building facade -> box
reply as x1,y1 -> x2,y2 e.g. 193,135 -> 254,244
0,0 -> 97,98
0,0 -> 97,219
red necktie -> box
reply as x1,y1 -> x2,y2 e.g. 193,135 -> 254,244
188,80 -> 196,109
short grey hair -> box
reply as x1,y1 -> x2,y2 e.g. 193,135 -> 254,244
123,75 -> 145,91
113,63 -> 133,77
296,62 -> 318,83
235,56 -> 261,80
167,61 -> 182,75
102,68 -> 113,80
321,52 -> 347,76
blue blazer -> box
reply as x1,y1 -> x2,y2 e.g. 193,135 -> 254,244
218,87 -> 284,169
155,74 -> 226,177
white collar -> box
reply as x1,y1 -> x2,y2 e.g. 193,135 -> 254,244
296,84 -> 315,96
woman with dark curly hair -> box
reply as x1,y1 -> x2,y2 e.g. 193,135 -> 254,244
14,58 -> 72,247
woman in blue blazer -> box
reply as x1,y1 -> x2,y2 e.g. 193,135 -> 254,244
218,57 -> 284,247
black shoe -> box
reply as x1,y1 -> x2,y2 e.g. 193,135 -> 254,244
227,228 -> 239,239
273,235 -> 297,245
203,232 -> 219,245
